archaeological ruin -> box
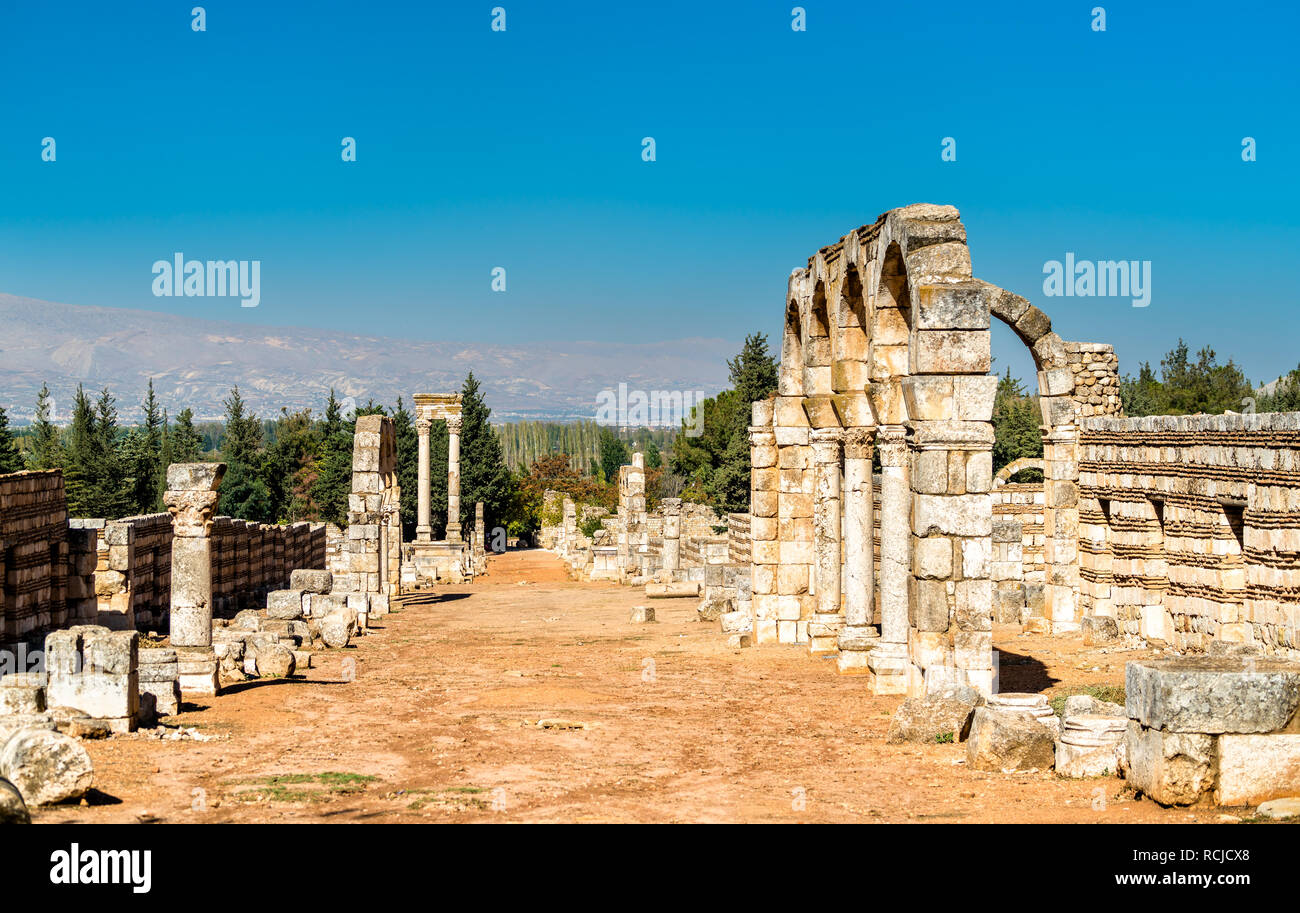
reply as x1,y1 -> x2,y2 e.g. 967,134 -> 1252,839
1,209 -> 1299,822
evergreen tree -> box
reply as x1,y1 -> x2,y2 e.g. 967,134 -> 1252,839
310,389 -> 355,525
30,383 -> 62,470
393,397 -> 419,539
991,368 -> 1043,477
127,379 -> 165,513
598,427 -> 630,484
458,372 -> 514,535
644,439 -> 662,470
171,408 -> 204,462
159,408 -> 173,490
219,386 -> 272,521
0,405 -> 23,474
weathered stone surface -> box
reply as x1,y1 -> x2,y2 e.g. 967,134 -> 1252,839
0,728 -> 94,806
231,610 -> 263,632
316,605 -> 359,649
1123,721 -> 1215,806
696,593 -> 733,622
1256,797 -> 1300,819
1126,656 -> 1300,734
1064,694 -> 1125,719
629,605 -> 655,623
0,714 -> 56,747
290,569 -> 333,594
0,681 -> 45,715
1081,615 -> 1119,645
0,777 -> 30,824
254,644 -> 297,679
966,707 -> 1056,771
1216,734 -> 1300,806
887,695 -> 977,744
646,581 -> 700,599
266,589 -> 305,620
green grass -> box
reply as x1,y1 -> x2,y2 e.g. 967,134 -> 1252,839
935,731 -> 954,744
1050,684 -> 1126,718
229,771 -> 378,804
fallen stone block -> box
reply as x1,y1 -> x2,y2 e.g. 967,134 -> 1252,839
266,589 -> 306,620
726,633 -> 753,648
1123,721 -> 1215,806
966,706 -> 1056,771
629,605 -> 655,623
1127,656 -> 1300,735
0,714 -> 56,746
0,777 -> 30,824
1081,615 -> 1119,646
1256,797 -> 1300,819
290,569 -> 333,594
719,611 -> 753,634
1056,714 -> 1127,778
230,610 -> 263,632
888,694 -> 979,744
139,680 -> 180,717
645,582 -> 700,599
315,606 -> 359,649
0,728 -> 94,806
254,644 -> 297,679
1064,694 -> 1125,719
696,593 -> 734,622
0,679 -> 46,715
1216,734 -> 1300,806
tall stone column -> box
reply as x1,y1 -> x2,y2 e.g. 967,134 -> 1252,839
808,428 -> 844,654
748,403 -> 780,643
837,427 -> 877,673
866,426 -> 909,694
1043,424 -> 1081,633
661,497 -> 682,581
416,416 -> 432,541
446,413 -> 462,542
164,462 -> 224,696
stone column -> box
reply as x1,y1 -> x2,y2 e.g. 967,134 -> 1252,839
1043,424 -> 1081,633
866,426 -> 909,694
808,428 -> 844,654
837,427 -> 877,673
748,403 -> 780,643
446,414 -> 462,542
474,501 -> 486,573
415,416 -> 432,541
661,497 -> 681,581
164,462 -> 224,696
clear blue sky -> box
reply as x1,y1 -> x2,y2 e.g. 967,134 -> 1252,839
1,1 -> 1296,387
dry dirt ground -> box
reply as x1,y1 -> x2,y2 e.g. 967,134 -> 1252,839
32,550 -> 1245,824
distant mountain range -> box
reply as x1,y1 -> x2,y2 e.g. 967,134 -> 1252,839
0,293 -> 734,424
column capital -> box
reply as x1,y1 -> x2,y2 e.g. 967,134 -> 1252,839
876,424 -> 909,467
415,416 -> 432,434
843,426 -> 876,460
810,427 -> 844,463
445,414 -> 463,435
660,497 -> 681,517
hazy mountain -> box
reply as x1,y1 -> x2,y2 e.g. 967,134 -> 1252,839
0,293 -> 734,424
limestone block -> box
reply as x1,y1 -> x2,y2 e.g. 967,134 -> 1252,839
645,581 -> 700,599
914,579 -> 950,632
966,707 -> 1056,771
629,605 -> 655,623
887,694 -> 978,744
1123,721 -> 1215,806
912,330 -> 990,375
902,377 -> 954,421
914,536 -> 952,579
913,493 -> 992,538
0,729 -> 94,806
915,282 -> 990,330
1215,734 -> 1300,805
1081,615 -> 1119,645
1126,656 -> 1300,734
267,589 -> 305,620
289,569 -> 333,594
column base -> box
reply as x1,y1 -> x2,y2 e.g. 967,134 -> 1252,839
867,642 -> 908,695
415,526 -> 432,542
807,612 -> 845,655
176,647 -> 220,697
835,625 -> 880,675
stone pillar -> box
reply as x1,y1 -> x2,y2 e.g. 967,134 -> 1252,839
808,428 -> 844,653
625,452 -> 646,580
866,426 -> 909,694
748,401 -> 780,643
164,462 -> 224,696
661,497 -> 682,580
474,501 -> 486,573
1043,424 -> 1081,633
446,414 -> 462,542
837,427 -> 877,673
416,416 -> 432,541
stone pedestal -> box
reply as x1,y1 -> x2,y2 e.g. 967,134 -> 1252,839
165,463 -> 224,697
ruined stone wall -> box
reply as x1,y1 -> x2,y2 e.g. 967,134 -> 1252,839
211,518 -> 325,616
1063,342 -> 1121,420
1079,413 -> 1300,657
0,471 -> 69,643
993,483 -> 1046,582
70,514 -> 173,633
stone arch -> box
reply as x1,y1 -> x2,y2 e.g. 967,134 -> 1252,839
779,293 -> 804,397
994,457 -> 1045,486
803,280 -> 832,396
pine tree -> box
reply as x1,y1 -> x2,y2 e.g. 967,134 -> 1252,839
393,397 -> 419,539
458,372 -> 513,534
30,383 -> 62,470
598,427 -> 630,484
128,379 -> 165,513
0,405 -> 23,474
171,408 -> 204,463
311,389 -> 353,524
219,386 -> 272,520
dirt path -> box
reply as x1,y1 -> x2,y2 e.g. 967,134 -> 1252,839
34,550 -> 1235,823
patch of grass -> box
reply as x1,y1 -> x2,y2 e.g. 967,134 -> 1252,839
1050,684 -> 1126,718
397,786 -> 490,812
228,771 -> 378,804
935,731 -> 954,744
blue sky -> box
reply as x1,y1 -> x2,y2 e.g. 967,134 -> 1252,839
1,1 -> 1297,388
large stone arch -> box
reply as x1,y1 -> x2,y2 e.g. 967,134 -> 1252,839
749,203 -> 1123,698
